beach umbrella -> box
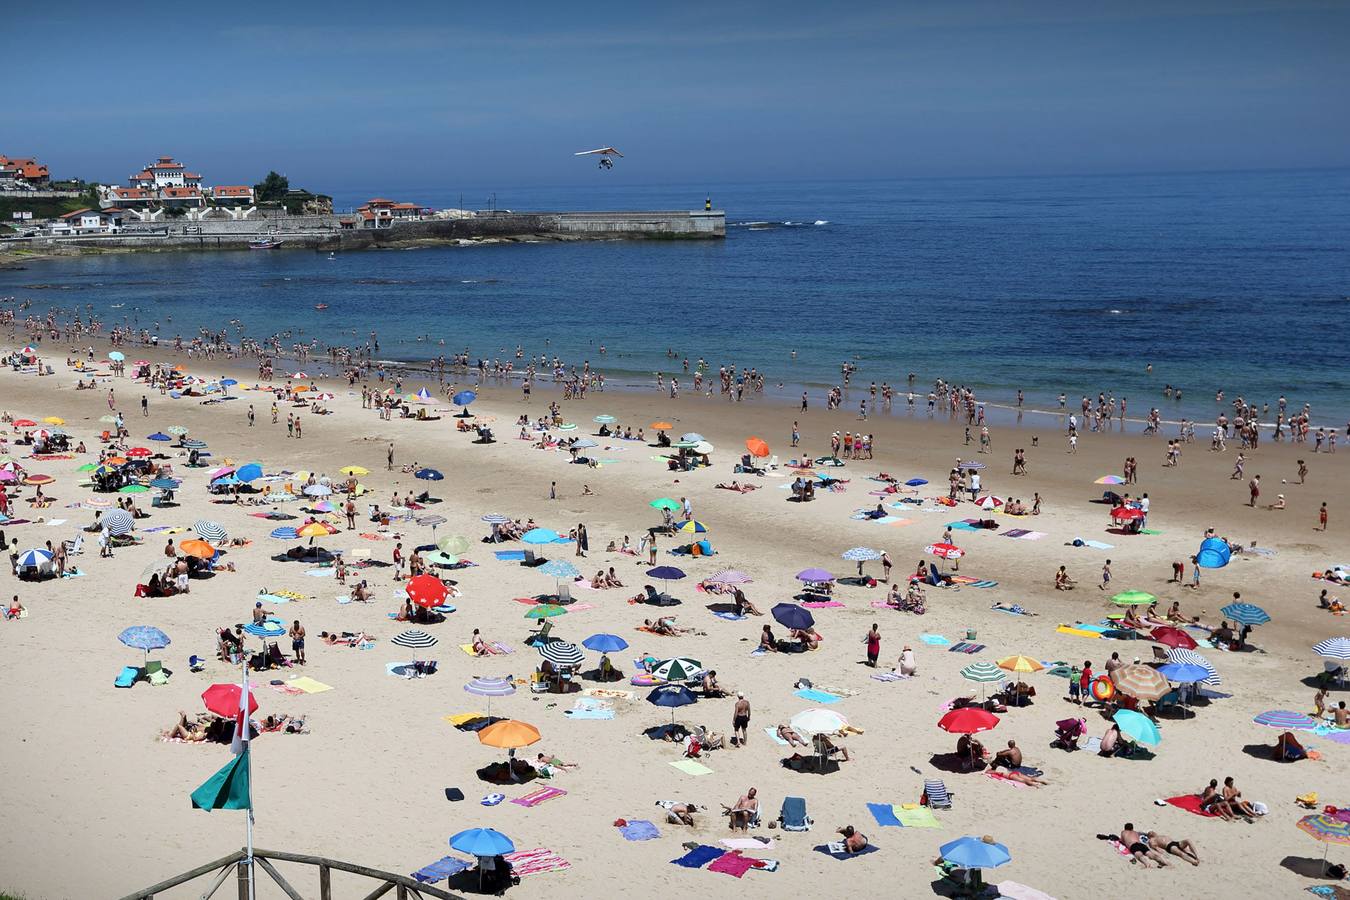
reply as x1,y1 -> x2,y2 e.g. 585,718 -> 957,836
337,465 -> 370,477
438,534 -> 471,556
102,509 -> 135,536
905,478 -> 928,486
650,497 -> 681,511
269,527 -> 299,540
1297,815 -> 1350,873
147,431 -> 172,441
405,574 -> 449,608
1165,648 -> 1221,686
522,528 -> 560,544
705,569 -> 752,586
1253,710 -> 1317,729
303,484 -> 332,497
961,661 -> 1006,700
842,547 -> 882,562
1220,602 -> 1270,626
166,425 -> 189,435
450,827 -> 515,858
481,513 -> 510,525
208,467 -> 236,482
939,836 -> 1012,870
678,520 -> 708,534
650,421 -> 673,431
243,620 -> 286,646
647,684 -> 698,724
179,539 -> 216,559
939,708 -> 1000,734
15,548 -> 53,569
452,390 -> 477,406
976,496 -> 1003,510
1094,475 -> 1125,485
1112,709 -> 1162,746
582,633 -> 628,653
202,683 -> 259,719
118,625 -> 170,665
1110,590 -> 1156,607
120,483 -> 152,495
150,478 -> 179,490
571,438 -> 598,449
108,351 -> 125,361
425,551 -> 460,567
43,416 -> 65,426
1313,637 -> 1350,661
415,467 -> 443,481
996,656 -> 1044,675
790,708 -> 848,735
651,657 -> 703,683
125,447 -> 152,459
925,543 -> 965,560
413,387 -> 432,402
464,676 -> 515,717
23,473 -> 54,485
392,629 -> 439,649
692,441 -> 715,455
84,497 -> 115,509
1150,626 -> 1198,650
524,604 -> 567,620
537,639 -> 584,667
795,568 -> 835,584
958,461 -> 985,471
539,559 -> 579,581
235,463 -> 263,482
12,419 -> 36,428
181,438 -> 207,450
646,565 -> 686,594
557,423 -> 577,431
593,415 -> 616,424
194,520 -> 228,543
771,603 -> 815,631
680,432 -> 704,444
296,522 -> 333,539
1158,663 -> 1209,684
745,437 -> 770,458
1110,664 -> 1170,701
479,719 -> 540,754
1110,507 -> 1143,522
673,440 -> 698,450
418,515 -> 447,531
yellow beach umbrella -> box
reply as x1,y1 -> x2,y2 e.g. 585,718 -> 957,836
996,655 -> 1045,674
340,465 -> 369,476
296,522 -> 333,539
43,416 -> 65,425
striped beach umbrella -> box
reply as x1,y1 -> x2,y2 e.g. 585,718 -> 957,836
243,620 -> 286,644
536,640 -> 584,667
1296,814 -> 1350,872
1094,475 -> 1125,485
84,497 -> 115,509
194,520 -> 228,543
706,569 -> 752,585
392,629 -> 439,649
102,509 -> 135,536
1252,710 -> 1317,730
269,526 -> 298,540
650,657 -> 703,683
303,484 -> 332,497
1312,637 -> 1350,661
961,661 -> 1006,683
464,676 -> 515,716
1220,603 -> 1270,626
481,513 -> 510,524
417,514 -> 447,529
16,548 -> 53,568
1166,648 -> 1221,686
1111,663 -> 1171,701
678,520 -> 709,534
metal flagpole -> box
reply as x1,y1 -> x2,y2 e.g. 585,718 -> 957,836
241,654 -> 255,900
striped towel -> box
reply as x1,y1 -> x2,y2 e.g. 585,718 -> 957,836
511,786 -> 567,808
504,848 -> 571,877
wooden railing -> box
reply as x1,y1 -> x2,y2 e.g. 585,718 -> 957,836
118,847 -> 465,900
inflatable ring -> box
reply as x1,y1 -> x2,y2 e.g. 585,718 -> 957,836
1091,675 -> 1116,702
631,674 -> 658,687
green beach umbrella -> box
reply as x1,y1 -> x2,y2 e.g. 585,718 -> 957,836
650,498 -> 681,511
425,551 -> 460,567
651,657 -> 703,682
119,484 -> 149,494
1111,590 -> 1157,607
525,604 -> 567,620
76,463 -> 97,472
961,660 -> 1006,700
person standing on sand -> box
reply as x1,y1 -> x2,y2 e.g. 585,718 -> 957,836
1099,559 -> 1112,591
549,481 -> 557,501
881,551 -> 892,583
141,395 -> 148,416
248,405 -> 255,427
1298,459 -> 1308,483
648,533 -> 659,566
1188,556 -> 1201,590
1319,502 -> 1328,531
575,523 -> 588,558
791,421 -> 800,447
1248,475 -> 1260,507
863,624 -> 881,667
294,416 -> 301,439
732,692 -> 751,747
289,620 -> 306,664
387,443 -> 395,471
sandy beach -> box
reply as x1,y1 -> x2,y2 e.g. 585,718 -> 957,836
1,346 -> 1347,900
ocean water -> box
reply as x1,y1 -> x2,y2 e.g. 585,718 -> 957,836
3,170 -> 1348,425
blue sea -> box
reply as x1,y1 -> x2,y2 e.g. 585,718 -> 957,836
3,170 -> 1348,424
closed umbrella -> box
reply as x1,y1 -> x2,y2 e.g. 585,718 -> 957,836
537,640 -> 584,667
392,629 -> 438,649
1113,708 -> 1162,746
1111,663 -> 1171,701
771,603 -> 815,631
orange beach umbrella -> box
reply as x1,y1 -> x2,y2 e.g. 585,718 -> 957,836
745,437 -> 770,458
179,539 -> 216,559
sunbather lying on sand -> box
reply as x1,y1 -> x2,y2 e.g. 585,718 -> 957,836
163,711 -> 212,742
776,723 -> 809,746
715,481 -> 759,493
320,630 -> 373,646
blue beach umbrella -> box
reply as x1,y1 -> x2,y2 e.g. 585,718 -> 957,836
16,548 -> 53,568
108,351 -> 125,362
150,478 -> 179,490
771,603 -> 815,631
583,633 -> 629,653
221,378 -> 238,387
1253,709 -> 1317,730
243,620 -> 286,649
539,560 -> 579,580
147,432 -> 172,442
593,415 -> 616,424
450,828 -> 515,857
905,478 -> 928,487
235,463 -> 264,482
1220,602 -> 1270,626
647,684 -> 698,725
118,625 -> 170,656
452,390 -> 477,416
1113,709 -> 1161,746
939,836 -> 1011,870
1158,663 -> 1209,684
269,527 -> 299,540
646,566 -> 686,581
415,468 -> 444,481
522,528 -> 560,544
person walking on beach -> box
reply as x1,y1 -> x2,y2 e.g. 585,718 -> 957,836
1248,475 -> 1260,507
732,693 -> 751,747
881,551 -> 892,583
247,405 -> 255,427
1099,559 -> 1112,591
1319,502 -> 1328,531
271,402 -> 278,424
141,395 -> 148,416
344,498 -> 357,531
1298,459 -> 1308,483
286,414 -> 294,438
387,443 -> 395,471
294,416 -> 302,439
791,421 -> 800,447
863,624 -> 881,667
549,481 -> 557,501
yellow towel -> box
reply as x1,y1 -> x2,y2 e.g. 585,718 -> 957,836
444,712 -> 487,726
288,676 -> 332,694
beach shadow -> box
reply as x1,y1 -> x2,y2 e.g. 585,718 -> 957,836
926,753 -> 979,774
1240,742 -> 1279,761
705,602 -> 738,614
1280,855 -> 1331,878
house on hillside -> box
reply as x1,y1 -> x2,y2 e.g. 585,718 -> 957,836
48,208 -> 125,235
128,156 -> 202,190
211,185 -> 255,207
0,155 -> 51,187
160,186 -> 204,209
356,198 -> 428,229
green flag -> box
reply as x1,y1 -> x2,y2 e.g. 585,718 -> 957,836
191,747 -> 251,811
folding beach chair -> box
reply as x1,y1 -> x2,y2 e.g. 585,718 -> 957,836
64,533 -> 84,556
779,796 -> 812,831
144,660 -> 168,686
923,778 -> 953,810
558,581 -> 572,604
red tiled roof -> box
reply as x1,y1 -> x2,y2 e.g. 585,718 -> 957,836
60,208 -> 94,218
150,162 -> 185,170
392,203 -> 422,210
111,187 -> 153,199
161,186 -> 201,198
130,171 -> 154,181
183,172 -> 201,179
0,157 -> 49,178
212,185 -> 253,197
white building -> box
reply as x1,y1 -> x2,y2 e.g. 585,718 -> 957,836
129,156 -> 202,190
49,208 -> 125,235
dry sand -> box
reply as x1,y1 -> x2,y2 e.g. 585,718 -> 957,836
0,349 -> 1347,899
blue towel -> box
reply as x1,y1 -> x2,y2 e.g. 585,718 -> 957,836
920,634 -> 951,646
620,820 -> 661,841
866,803 -> 902,827
494,550 -> 526,561
947,521 -> 980,531
671,845 -> 725,868
794,688 -> 842,704
713,611 -> 747,621
814,843 -> 880,860
564,708 -> 615,720
411,856 -> 472,884
114,665 -> 139,688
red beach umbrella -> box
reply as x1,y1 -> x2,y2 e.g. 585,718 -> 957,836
1150,626 -> 1198,650
202,683 -> 258,718
1111,507 -> 1144,520
925,543 -> 965,560
405,573 -> 449,608
938,708 -> 1000,734
125,447 -> 152,459
13,419 -> 36,428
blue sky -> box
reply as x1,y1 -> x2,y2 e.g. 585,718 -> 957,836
5,1 -> 1348,192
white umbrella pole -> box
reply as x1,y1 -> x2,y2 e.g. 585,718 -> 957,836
241,653 -> 255,900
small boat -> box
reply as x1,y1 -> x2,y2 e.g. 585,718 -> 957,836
314,304 -> 329,311
248,239 -> 283,250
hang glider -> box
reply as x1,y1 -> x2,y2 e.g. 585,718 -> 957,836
575,147 -> 624,169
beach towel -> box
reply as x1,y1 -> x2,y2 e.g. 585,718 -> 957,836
950,576 -> 998,588
1084,737 -> 1102,753
948,642 -> 986,654
815,843 -> 880,860
503,848 -> 570,877
459,642 -> 513,656
985,771 -> 1028,789
444,712 -> 488,726
801,600 -> 846,608
993,605 -> 1033,616
1000,529 -> 1031,538
288,677 -> 332,694
669,759 -> 714,776
1082,540 -> 1114,550
1165,795 -> 1216,817
581,688 -> 634,700
619,819 -> 661,842
671,845 -> 724,869
713,611 -> 747,621
1020,531 -> 1048,540
894,806 -> 942,828
270,682 -> 305,696
411,856 -> 472,884
1056,625 -> 1102,639
764,727 -> 790,746
947,521 -> 980,531
564,698 -> 614,720
708,851 -> 765,878
867,803 -> 903,827
920,633 -> 951,646
512,786 -> 567,807
871,672 -> 909,682
794,688 -> 843,704
494,550 -> 526,561
722,838 -> 776,850
887,518 -> 915,527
